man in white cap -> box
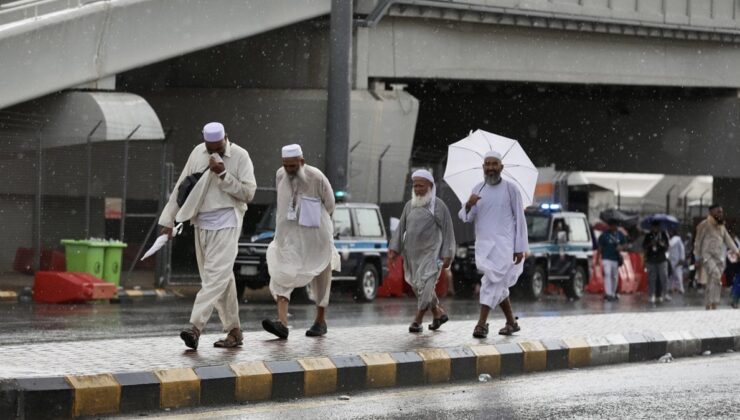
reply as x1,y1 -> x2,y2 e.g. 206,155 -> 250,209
389,169 -> 456,333
459,150 -> 528,338
262,144 -> 340,338
159,122 -> 257,349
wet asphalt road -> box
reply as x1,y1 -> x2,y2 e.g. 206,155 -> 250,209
0,289 -> 715,346
121,352 -> 740,420
0,290 -> 716,345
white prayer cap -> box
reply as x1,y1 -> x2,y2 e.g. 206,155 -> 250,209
411,169 -> 434,185
484,150 -> 503,161
202,122 -> 225,142
281,144 -> 303,158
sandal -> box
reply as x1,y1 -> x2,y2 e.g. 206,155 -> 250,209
428,314 -> 449,331
180,326 -> 200,350
408,322 -> 423,333
305,322 -> 328,337
473,323 -> 489,339
214,328 -> 243,348
498,322 -> 521,336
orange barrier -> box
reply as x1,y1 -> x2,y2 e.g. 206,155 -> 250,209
33,272 -> 117,303
587,251 -> 645,294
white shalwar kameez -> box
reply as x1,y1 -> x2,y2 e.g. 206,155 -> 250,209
266,165 -> 340,307
160,141 -> 257,332
458,179 -> 528,308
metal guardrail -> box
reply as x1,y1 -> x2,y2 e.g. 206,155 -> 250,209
0,0 -> 104,27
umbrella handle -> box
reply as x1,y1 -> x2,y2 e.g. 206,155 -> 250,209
173,223 -> 184,237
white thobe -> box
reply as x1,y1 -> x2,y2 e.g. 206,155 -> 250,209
458,179 -> 528,308
266,165 -> 340,307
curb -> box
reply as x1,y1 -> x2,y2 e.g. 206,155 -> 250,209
0,290 -> 18,303
113,289 -> 178,303
0,289 -> 177,304
2,328 -> 738,419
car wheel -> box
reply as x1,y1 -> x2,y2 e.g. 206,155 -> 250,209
453,275 -> 476,299
354,263 -> 379,302
564,265 -> 587,300
526,265 -> 546,300
292,283 -> 316,304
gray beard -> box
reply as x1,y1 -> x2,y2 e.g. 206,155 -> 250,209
289,166 -> 307,183
485,173 -> 502,185
411,192 -> 433,208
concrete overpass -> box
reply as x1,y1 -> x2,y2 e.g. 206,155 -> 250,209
3,0 -> 740,274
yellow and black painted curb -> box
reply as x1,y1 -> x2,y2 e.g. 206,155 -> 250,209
0,290 -> 18,303
2,328 -> 739,419
0,289 -> 176,304
113,289 -> 177,303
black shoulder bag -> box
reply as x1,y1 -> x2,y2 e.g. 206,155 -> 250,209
176,168 -> 208,207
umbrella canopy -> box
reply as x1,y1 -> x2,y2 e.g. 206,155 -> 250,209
443,129 -> 538,207
640,214 -> 679,231
599,208 -> 639,228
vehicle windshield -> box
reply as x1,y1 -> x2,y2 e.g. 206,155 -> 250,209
255,204 -> 276,233
526,214 -> 550,243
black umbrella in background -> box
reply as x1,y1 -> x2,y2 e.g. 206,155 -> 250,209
599,208 -> 639,228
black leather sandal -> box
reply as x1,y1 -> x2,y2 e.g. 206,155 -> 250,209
473,323 -> 489,339
428,314 -> 449,331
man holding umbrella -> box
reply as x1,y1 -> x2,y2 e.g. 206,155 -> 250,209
458,151 -> 528,337
160,122 -> 257,349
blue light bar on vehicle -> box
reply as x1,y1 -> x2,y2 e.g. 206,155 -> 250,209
540,203 -> 561,211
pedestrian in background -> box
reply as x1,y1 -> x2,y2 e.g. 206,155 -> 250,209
459,151 -> 528,338
160,122 -> 257,349
262,144 -> 339,338
643,220 -> 670,303
598,219 -> 627,302
668,229 -> 686,295
388,169 -> 456,333
694,204 -> 738,310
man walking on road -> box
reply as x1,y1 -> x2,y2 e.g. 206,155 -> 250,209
262,144 -> 340,339
459,151 -> 528,338
643,220 -> 670,304
694,204 -> 738,310
160,122 -> 257,349
598,219 -> 627,302
388,169 -> 456,333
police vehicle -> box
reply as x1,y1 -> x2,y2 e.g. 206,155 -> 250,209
452,204 -> 594,300
234,199 -> 388,302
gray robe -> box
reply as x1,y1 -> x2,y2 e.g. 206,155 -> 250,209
389,197 -> 456,310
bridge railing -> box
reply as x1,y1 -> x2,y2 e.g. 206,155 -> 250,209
0,0 -> 104,27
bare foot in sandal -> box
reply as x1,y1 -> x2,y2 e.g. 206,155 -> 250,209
214,328 -> 243,348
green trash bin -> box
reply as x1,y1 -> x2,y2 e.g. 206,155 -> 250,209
61,239 -> 106,279
102,241 -> 127,287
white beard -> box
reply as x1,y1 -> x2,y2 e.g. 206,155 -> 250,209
411,192 -> 433,208
289,165 -> 307,183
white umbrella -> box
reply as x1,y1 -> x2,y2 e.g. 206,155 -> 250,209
141,223 -> 183,260
443,129 -> 538,207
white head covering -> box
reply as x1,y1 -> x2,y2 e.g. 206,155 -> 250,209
281,144 -> 303,158
484,150 -> 502,161
203,122 -> 225,142
411,169 -> 436,214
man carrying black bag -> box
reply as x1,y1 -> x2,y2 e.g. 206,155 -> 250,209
159,122 -> 257,349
